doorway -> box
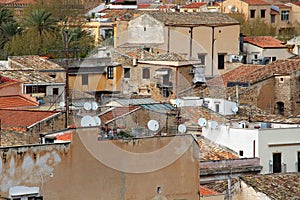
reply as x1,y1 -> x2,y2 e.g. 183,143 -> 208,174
273,153 -> 282,173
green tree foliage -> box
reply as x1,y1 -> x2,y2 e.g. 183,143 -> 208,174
0,7 -> 20,50
2,5 -> 94,58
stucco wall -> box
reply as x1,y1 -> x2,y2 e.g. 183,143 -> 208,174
0,143 -> 70,198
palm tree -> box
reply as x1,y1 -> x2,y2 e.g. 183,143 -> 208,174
23,8 -> 57,36
0,22 -> 21,48
0,7 -> 14,24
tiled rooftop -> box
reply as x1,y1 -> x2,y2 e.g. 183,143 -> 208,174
180,106 -> 229,127
244,36 -> 286,48
273,3 -> 290,9
241,173 -> 300,199
99,106 -> 141,124
143,52 -> 187,61
242,0 -> 269,5
147,12 -> 239,26
202,178 -> 238,193
207,60 -> 300,86
0,0 -> 35,4
181,2 -> 207,8
8,55 -> 64,71
0,95 -> 39,109
0,109 -> 59,129
198,136 -> 239,161
0,70 -> 58,84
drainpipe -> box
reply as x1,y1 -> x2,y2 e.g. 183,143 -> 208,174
211,26 -> 215,77
189,27 -> 193,58
167,27 -> 170,52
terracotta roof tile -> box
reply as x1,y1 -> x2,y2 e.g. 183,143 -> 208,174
241,173 -> 300,199
244,36 -> 286,48
8,55 -> 64,71
158,4 -> 176,9
292,2 -> 300,6
181,2 -> 207,8
0,95 -> 39,109
0,70 -> 58,84
203,178 -> 238,193
0,109 -> 58,129
99,106 -> 141,125
198,136 -> 239,161
208,60 -> 300,86
200,185 -> 221,196
242,0 -> 270,5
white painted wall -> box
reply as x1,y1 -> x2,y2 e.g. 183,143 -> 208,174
202,124 -> 259,158
258,127 -> 300,174
203,98 -> 237,115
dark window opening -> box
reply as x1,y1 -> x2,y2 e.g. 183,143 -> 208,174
49,74 -> 56,78
277,101 -> 284,115
197,53 -> 206,65
82,74 -> 88,85
218,54 -> 225,69
281,10 -> 289,21
261,9 -> 266,18
298,152 -> 300,172
273,152 -> 282,173
272,57 -> 276,61
124,68 -> 131,78
142,68 -> 150,79
53,88 -> 59,95
215,104 -> 220,112
271,15 -> 275,23
239,150 -> 244,156
250,10 -> 256,18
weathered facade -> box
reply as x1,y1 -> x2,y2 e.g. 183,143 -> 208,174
0,129 -> 201,199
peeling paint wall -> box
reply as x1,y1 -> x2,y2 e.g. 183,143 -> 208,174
0,143 -> 70,197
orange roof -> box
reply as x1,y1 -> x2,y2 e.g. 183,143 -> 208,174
274,4 -> 290,9
244,36 -> 286,48
208,59 -> 300,86
137,4 -> 151,9
56,132 -> 72,141
200,185 -> 221,196
242,0 -> 269,5
0,109 -> 58,129
0,95 -> 39,109
293,2 -> 300,6
181,2 -> 207,8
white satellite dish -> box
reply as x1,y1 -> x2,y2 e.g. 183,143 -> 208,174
198,118 -> 207,127
228,5 -> 232,10
83,102 -> 92,111
81,115 -> 95,127
91,101 -> 98,111
94,116 -> 101,126
210,120 -> 219,129
232,105 -> 238,113
59,102 -> 65,107
147,120 -> 160,132
178,124 -> 187,133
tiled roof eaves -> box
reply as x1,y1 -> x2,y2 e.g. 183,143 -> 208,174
244,42 -> 287,49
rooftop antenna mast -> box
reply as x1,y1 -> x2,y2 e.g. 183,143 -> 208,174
64,30 -> 69,128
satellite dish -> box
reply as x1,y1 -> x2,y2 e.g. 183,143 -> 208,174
94,116 -> 101,126
83,102 -> 92,111
59,102 -> 65,107
147,120 -> 160,132
91,101 -> 98,110
232,105 -> 238,113
228,5 -> 232,10
198,118 -> 207,127
81,115 -> 95,127
178,124 -> 187,133
210,121 -> 219,129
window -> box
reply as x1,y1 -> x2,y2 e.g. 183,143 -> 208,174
197,53 -> 206,65
107,66 -> 114,79
254,54 -> 258,59
215,104 -> 220,112
271,15 -> 275,23
124,68 -> 131,78
82,74 -> 88,85
250,10 -> 256,18
53,88 -> 59,95
239,150 -> 244,156
218,54 -> 225,69
142,68 -> 150,79
272,57 -> 276,61
273,152 -> 282,173
281,10 -> 289,21
260,9 -> 266,18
